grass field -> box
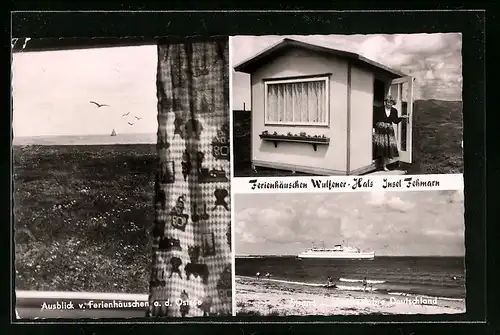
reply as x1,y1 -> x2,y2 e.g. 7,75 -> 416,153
233,99 -> 464,176
13,144 -> 156,293
408,99 -> 463,174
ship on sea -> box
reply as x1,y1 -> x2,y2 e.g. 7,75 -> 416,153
297,242 -> 375,260
110,129 -> 117,137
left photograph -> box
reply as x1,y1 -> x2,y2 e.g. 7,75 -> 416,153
12,37 -> 232,319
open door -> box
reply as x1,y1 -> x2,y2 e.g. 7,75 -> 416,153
389,76 -> 414,164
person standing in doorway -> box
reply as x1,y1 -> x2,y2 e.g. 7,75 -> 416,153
373,95 -> 409,171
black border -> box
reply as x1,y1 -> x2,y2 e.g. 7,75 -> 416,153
8,6 -> 492,335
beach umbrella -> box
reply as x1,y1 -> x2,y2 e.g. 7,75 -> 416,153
147,38 -> 232,317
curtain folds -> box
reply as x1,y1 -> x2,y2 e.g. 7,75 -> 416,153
147,38 -> 231,317
266,80 -> 326,124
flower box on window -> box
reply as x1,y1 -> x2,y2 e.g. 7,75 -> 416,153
259,130 -> 330,151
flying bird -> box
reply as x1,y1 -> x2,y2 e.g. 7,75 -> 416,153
89,101 -> 109,108
134,116 -> 142,120
122,112 -> 130,117
128,122 -> 134,126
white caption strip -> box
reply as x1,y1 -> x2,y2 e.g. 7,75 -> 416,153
232,174 -> 463,194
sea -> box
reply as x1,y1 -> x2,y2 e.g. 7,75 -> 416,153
12,133 -> 157,146
235,256 -> 465,300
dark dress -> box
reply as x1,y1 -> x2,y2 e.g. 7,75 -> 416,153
373,106 -> 403,159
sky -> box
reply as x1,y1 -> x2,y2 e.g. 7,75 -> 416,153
234,190 -> 465,257
12,45 -> 158,137
230,33 -> 463,110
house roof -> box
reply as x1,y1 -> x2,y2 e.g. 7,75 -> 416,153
233,38 -> 407,78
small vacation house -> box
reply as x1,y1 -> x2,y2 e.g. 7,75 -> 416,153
234,38 -> 415,175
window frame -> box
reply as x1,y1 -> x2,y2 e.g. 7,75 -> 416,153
263,75 -> 330,127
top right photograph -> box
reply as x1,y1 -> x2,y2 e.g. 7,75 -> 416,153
231,33 -> 463,177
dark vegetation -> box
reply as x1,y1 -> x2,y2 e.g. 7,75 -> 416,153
232,110 -> 311,177
408,99 -> 463,174
13,144 -> 156,293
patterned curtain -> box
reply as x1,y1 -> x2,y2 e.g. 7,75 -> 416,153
147,37 -> 232,317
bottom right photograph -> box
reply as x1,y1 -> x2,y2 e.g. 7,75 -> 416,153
234,190 -> 466,316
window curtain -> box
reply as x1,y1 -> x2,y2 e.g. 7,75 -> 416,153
147,37 -> 231,317
266,81 -> 326,123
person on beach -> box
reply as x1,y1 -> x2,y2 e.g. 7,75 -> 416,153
327,276 -> 334,287
362,277 -> 368,292
265,272 -> 271,279
256,272 -> 261,280
373,95 -> 409,171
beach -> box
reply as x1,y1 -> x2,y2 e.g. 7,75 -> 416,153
235,276 -> 465,316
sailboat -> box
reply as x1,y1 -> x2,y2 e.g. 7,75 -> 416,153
110,129 -> 117,137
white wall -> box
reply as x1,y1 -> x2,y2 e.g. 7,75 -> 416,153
349,65 -> 374,172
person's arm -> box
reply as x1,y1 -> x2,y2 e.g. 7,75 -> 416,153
391,108 -> 404,124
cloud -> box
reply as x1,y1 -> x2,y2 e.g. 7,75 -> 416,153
236,206 -> 300,244
426,229 -> 463,239
235,220 -> 255,243
367,191 -> 414,212
358,35 -> 400,64
340,216 -> 374,240
240,231 -> 258,244
450,190 -> 464,203
315,207 -> 332,219
393,33 -> 455,55
367,190 -> 386,206
386,196 -> 415,212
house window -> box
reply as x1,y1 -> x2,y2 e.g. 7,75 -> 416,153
264,76 -> 329,126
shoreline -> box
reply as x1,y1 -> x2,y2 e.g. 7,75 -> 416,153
235,276 -> 465,316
